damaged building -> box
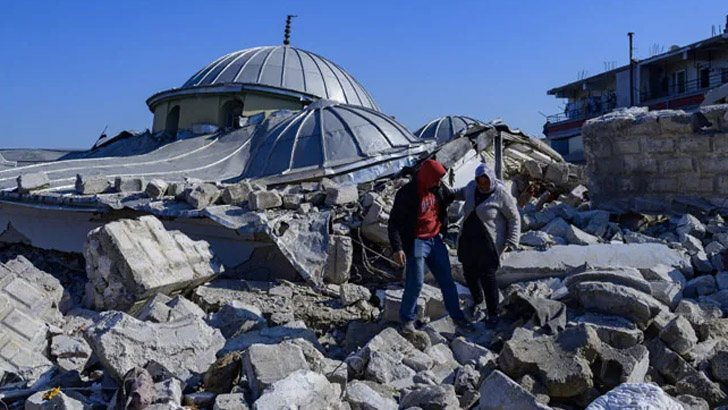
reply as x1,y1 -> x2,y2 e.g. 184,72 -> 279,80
3,20 -> 728,410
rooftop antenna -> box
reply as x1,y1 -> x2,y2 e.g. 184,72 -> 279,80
284,14 -> 297,46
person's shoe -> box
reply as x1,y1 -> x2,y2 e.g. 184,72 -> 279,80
400,320 -> 417,334
453,317 -> 475,331
484,315 -> 499,327
471,303 -> 487,323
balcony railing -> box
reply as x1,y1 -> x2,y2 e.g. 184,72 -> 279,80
546,96 -> 617,124
640,70 -> 728,102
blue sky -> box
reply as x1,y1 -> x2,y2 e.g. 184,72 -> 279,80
1,1 -> 726,149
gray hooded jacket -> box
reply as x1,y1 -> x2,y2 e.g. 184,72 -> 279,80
453,180 -> 521,256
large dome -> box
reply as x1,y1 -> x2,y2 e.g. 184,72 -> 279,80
242,100 -> 426,183
181,46 -> 380,111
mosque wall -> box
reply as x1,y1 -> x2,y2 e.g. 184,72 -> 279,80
150,92 -> 305,133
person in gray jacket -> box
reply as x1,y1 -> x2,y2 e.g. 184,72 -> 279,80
453,162 -> 520,324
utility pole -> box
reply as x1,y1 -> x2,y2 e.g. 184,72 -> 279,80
628,32 -> 634,106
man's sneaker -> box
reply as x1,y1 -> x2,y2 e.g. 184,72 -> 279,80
453,317 -> 475,331
400,320 -> 416,334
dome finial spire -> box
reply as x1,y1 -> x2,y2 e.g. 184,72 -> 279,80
284,15 -> 297,46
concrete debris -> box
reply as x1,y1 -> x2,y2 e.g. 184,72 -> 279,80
479,370 -> 551,410
340,283 -> 372,306
251,370 -> 340,410
75,174 -> 110,195
249,190 -> 282,210
244,342 -> 310,399
115,176 -> 146,192
146,179 -> 169,199
222,181 -> 252,206
325,184 -> 358,206
186,183 -> 221,209
26,391 -> 85,410
214,393 -> 250,410
84,310 -> 225,383
83,215 -> 223,311
17,172 -> 50,193
399,385 -> 460,410
345,381 -> 398,410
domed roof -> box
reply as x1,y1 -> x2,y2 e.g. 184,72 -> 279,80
242,100 -> 425,182
181,46 -> 380,111
414,115 -> 486,144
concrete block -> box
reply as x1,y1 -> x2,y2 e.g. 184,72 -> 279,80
324,235 -> 353,284
85,311 -> 225,383
75,174 -> 110,195
146,179 -> 169,199
17,172 -> 50,193
243,342 -> 310,399
114,176 -> 146,192
252,370 -> 339,410
186,183 -> 220,209
623,155 -> 657,173
614,138 -> 640,154
641,136 -> 676,153
248,190 -> 282,210
660,157 -> 694,173
678,135 -> 712,153
221,181 -> 252,205
712,133 -> 728,153
544,163 -> 569,185
325,184 -> 359,206
83,215 -> 223,311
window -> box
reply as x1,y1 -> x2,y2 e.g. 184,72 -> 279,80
220,100 -> 244,128
165,106 -> 180,136
700,68 -> 710,89
671,70 -> 686,95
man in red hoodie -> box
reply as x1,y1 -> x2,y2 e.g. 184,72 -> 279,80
388,159 -> 469,333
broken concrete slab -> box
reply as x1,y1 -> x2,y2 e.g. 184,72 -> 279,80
249,190 -> 282,210
498,325 -> 601,398
325,184 -> 358,206
114,176 -> 146,193
207,300 -> 267,339
573,281 -> 666,325
220,321 -> 321,355
244,342 -> 310,399
83,215 -> 223,311
50,334 -> 93,373
592,344 -> 649,389
146,179 -> 169,200
573,313 -> 643,349
345,381 -> 398,410
683,275 -> 717,298
498,244 -> 692,287
222,181 -> 252,206
340,283 -> 371,306
186,183 -> 221,209
251,370 -> 340,410
563,267 -> 653,296
17,172 -> 50,194
479,370 -> 551,410
26,390 -> 85,410
324,234 -> 353,284
75,174 -> 110,195
659,316 -> 698,356
0,256 -> 66,383
84,311 -> 225,383
399,385 -> 459,410
213,393 -> 249,410
567,224 -> 601,245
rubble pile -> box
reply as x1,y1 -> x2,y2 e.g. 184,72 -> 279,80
3,127 -> 728,409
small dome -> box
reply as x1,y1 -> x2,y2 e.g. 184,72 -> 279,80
243,100 -> 423,182
182,46 -> 379,111
414,115 -> 486,144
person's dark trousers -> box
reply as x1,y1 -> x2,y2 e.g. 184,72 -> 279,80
399,235 -> 466,323
463,262 -> 499,316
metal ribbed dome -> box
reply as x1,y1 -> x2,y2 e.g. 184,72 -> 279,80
243,100 -> 423,182
414,115 -> 486,144
182,46 -> 380,111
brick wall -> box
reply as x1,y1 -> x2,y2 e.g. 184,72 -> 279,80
582,105 -> 728,213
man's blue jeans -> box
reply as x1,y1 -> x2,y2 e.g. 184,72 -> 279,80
400,235 -> 466,323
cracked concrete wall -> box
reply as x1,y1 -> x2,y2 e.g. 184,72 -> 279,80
582,105 -> 728,213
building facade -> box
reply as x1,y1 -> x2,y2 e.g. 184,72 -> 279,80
544,30 -> 728,163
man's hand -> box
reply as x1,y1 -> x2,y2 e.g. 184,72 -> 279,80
393,250 -> 406,267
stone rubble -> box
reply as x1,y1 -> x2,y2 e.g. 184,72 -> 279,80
5,128 -> 728,409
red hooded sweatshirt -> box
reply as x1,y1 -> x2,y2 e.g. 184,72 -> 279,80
415,159 -> 447,239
